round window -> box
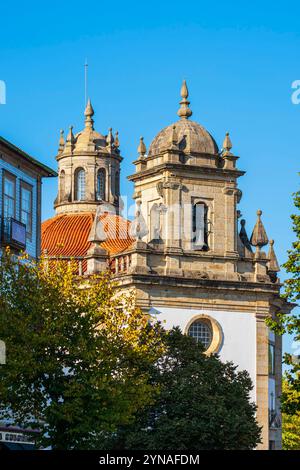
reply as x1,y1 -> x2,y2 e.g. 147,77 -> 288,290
188,319 -> 213,350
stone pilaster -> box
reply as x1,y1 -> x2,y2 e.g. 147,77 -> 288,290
128,240 -> 150,274
256,312 -> 269,450
223,186 -> 239,258
85,244 -> 108,274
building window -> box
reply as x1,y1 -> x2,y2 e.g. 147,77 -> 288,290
75,168 -> 86,201
188,319 -> 213,350
96,169 -> 106,200
269,343 -> 275,375
192,202 -> 208,250
20,182 -> 33,238
59,170 -> 65,200
3,172 -> 16,219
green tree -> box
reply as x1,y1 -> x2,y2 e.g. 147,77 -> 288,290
0,250 -> 164,449
282,379 -> 300,450
110,328 -> 261,450
267,190 -> 300,410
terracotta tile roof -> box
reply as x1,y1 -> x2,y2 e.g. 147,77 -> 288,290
41,212 -> 134,259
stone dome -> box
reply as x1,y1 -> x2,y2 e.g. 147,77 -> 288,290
58,99 -> 119,156
148,80 -> 219,157
74,128 -> 107,152
148,119 -> 219,156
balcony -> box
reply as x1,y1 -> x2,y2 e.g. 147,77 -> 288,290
1,217 -> 26,250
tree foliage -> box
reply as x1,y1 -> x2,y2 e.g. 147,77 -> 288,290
109,328 -> 261,450
0,250 -> 164,449
282,379 -> 300,450
266,190 -> 300,409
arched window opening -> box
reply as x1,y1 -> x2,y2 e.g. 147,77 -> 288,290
59,170 -> 65,200
192,202 -> 209,250
75,168 -> 86,201
96,169 -> 106,200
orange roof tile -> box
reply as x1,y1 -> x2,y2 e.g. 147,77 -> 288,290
41,212 -> 134,259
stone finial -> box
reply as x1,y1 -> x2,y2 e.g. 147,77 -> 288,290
239,219 -> 252,252
84,98 -> 94,129
106,128 -> 114,148
138,136 -> 147,158
177,80 -> 192,120
65,126 -> 75,150
58,129 -> 65,153
250,210 -> 269,248
267,239 -> 280,272
114,131 -> 120,149
223,132 -> 233,156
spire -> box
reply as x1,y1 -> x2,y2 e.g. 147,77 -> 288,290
138,136 -> 147,158
114,131 -> 120,149
58,129 -> 65,153
267,240 -> 280,272
177,80 -> 192,120
84,98 -> 94,130
250,210 -> 269,248
223,132 -> 233,156
65,126 -> 75,150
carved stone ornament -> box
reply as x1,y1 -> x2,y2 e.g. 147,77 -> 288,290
156,182 -> 164,198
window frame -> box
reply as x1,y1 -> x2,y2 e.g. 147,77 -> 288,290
2,170 -> 17,219
192,201 -> 209,250
96,168 -> 106,201
74,167 -> 86,201
184,315 -> 223,356
20,180 -> 33,240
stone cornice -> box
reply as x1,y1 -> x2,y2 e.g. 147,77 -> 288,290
56,151 -> 123,163
114,272 -> 281,295
128,162 -> 245,182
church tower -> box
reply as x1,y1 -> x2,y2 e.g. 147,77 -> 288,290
41,101 -> 133,275
129,80 -> 242,276
55,99 -> 122,215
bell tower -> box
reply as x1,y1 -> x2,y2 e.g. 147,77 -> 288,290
54,99 -> 122,215
128,81 -> 243,277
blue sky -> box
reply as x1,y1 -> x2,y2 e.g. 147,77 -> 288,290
0,0 -> 299,357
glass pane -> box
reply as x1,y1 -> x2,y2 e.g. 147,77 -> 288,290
188,320 -> 212,349
97,170 -> 105,200
76,169 -> 85,201
4,196 -> 15,218
4,178 -> 15,198
21,186 -> 32,234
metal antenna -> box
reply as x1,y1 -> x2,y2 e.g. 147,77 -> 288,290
84,59 -> 88,105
